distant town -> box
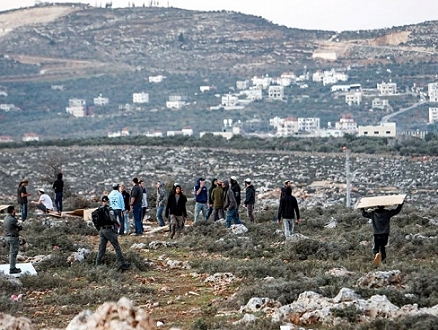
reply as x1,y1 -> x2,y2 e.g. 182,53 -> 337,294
2,65 -> 436,143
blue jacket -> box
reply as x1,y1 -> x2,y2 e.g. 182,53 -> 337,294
108,189 -> 125,210
194,178 -> 208,203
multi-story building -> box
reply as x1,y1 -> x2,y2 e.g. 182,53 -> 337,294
251,75 -> 272,89
429,107 -> 438,123
298,118 -> 320,133
221,94 -> 239,107
133,92 -> 149,104
93,94 -> 109,106
377,81 -> 397,95
66,98 -> 89,117
335,115 -> 358,134
268,85 -> 284,100
0,135 -> 14,143
358,122 -> 396,137
372,98 -> 390,110
345,92 -> 362,105
236,80 -> 251,90
276,117 -> 299,136
428,82 -> 438,102
243,88 -> 263,100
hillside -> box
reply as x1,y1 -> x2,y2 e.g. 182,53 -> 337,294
0,4 -> 438,141
0,4 -> 437,82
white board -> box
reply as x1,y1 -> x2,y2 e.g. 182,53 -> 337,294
355,194 -> 406,209
0,263 -> 37,277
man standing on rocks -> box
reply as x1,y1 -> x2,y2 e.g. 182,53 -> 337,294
277,186 -> 301,239
130,178 -> 143,236
4,205 -> 23,274
193,177 -> 208,223
244,178 -> 256,223
17,179 -> 32,221
361,202 -> 404,265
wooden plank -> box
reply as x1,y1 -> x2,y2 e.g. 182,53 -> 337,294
355,194 -> 406,209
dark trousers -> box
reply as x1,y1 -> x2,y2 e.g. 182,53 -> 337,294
373,234 -> 389,262
55,192 -> 63,212
96,228 -> 125,265
6,236 -> 19,270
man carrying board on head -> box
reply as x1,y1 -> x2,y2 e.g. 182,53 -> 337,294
359,196 -> 405,266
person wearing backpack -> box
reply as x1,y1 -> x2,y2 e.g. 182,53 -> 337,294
95,196 -> 130,270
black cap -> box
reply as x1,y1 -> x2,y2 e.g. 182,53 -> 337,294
102,196 -> 109,202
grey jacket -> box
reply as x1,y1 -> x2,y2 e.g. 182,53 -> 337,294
223,180 -> 237,210
4,214 -> 22,236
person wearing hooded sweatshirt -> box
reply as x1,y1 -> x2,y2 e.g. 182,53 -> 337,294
207,178 -> 218,221
361,202 -> 404,265
52,173 -> 64,215
156,180 -> 167,227
244,178 -> 256,223
193,178 -> 208,223
165,184 -> 187,239
222,180 -> 242,228
277,186 -> 301,240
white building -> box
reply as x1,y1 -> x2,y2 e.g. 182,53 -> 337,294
66,98 -> 88,117
335,116 -> 358,134
345,92 -> 362,105
93,94 -> 109,106
167,128 -> 193,137
221,94 -> 239,107
22,133 -> 39,142
200,86 -> 212,92
377,81 -> 397,95
0,135 -> 14,143
331,85 -> 350,92
276,117 -> 299,136
0,104 -> 17,111
200,126 -> 241,140
268,85 -> 284,100
372,98 -> 390,110
298,118 -> 320,133
243,88 -> 263,100
252,75 -> 272,89
429,107 -> 438,123
144,131 -> 164,137
312,70 -> 324,82
236,80 -> 251,90
428,82 -> 438,102
148,75 -> 166,83
358,122 -> 396,137
133,92 -> 149,104
166,100 -> 186,109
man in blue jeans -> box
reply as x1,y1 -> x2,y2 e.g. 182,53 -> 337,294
130,177 -> 143,235
193,178 -> 208,223
17,178 -> 32,221
222,180 -> 241,228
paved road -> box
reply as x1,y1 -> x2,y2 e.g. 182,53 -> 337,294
381,98 -> 426,123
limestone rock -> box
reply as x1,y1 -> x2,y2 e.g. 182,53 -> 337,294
65,296 -> 155,330
0,313 -> 34,330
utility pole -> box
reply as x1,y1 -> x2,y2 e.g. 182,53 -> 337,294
343,146 -> 351,207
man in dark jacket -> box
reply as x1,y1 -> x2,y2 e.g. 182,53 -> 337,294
277,186 -> 301,240
165,184 -> 187,239
230,176 -> 241,219
95,196 -> 130,271
223,180 -> 242,228
244,178 -> 256,223
361,202 -> 404,265
207,178 -> 219,221
4,205 -> 23,274
52,173 -> 64,215
212,180 -> 225,221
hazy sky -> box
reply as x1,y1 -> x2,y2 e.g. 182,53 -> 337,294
0,0 -> 437,31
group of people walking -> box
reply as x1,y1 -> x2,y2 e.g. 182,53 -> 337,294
193,176 -> 256,228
